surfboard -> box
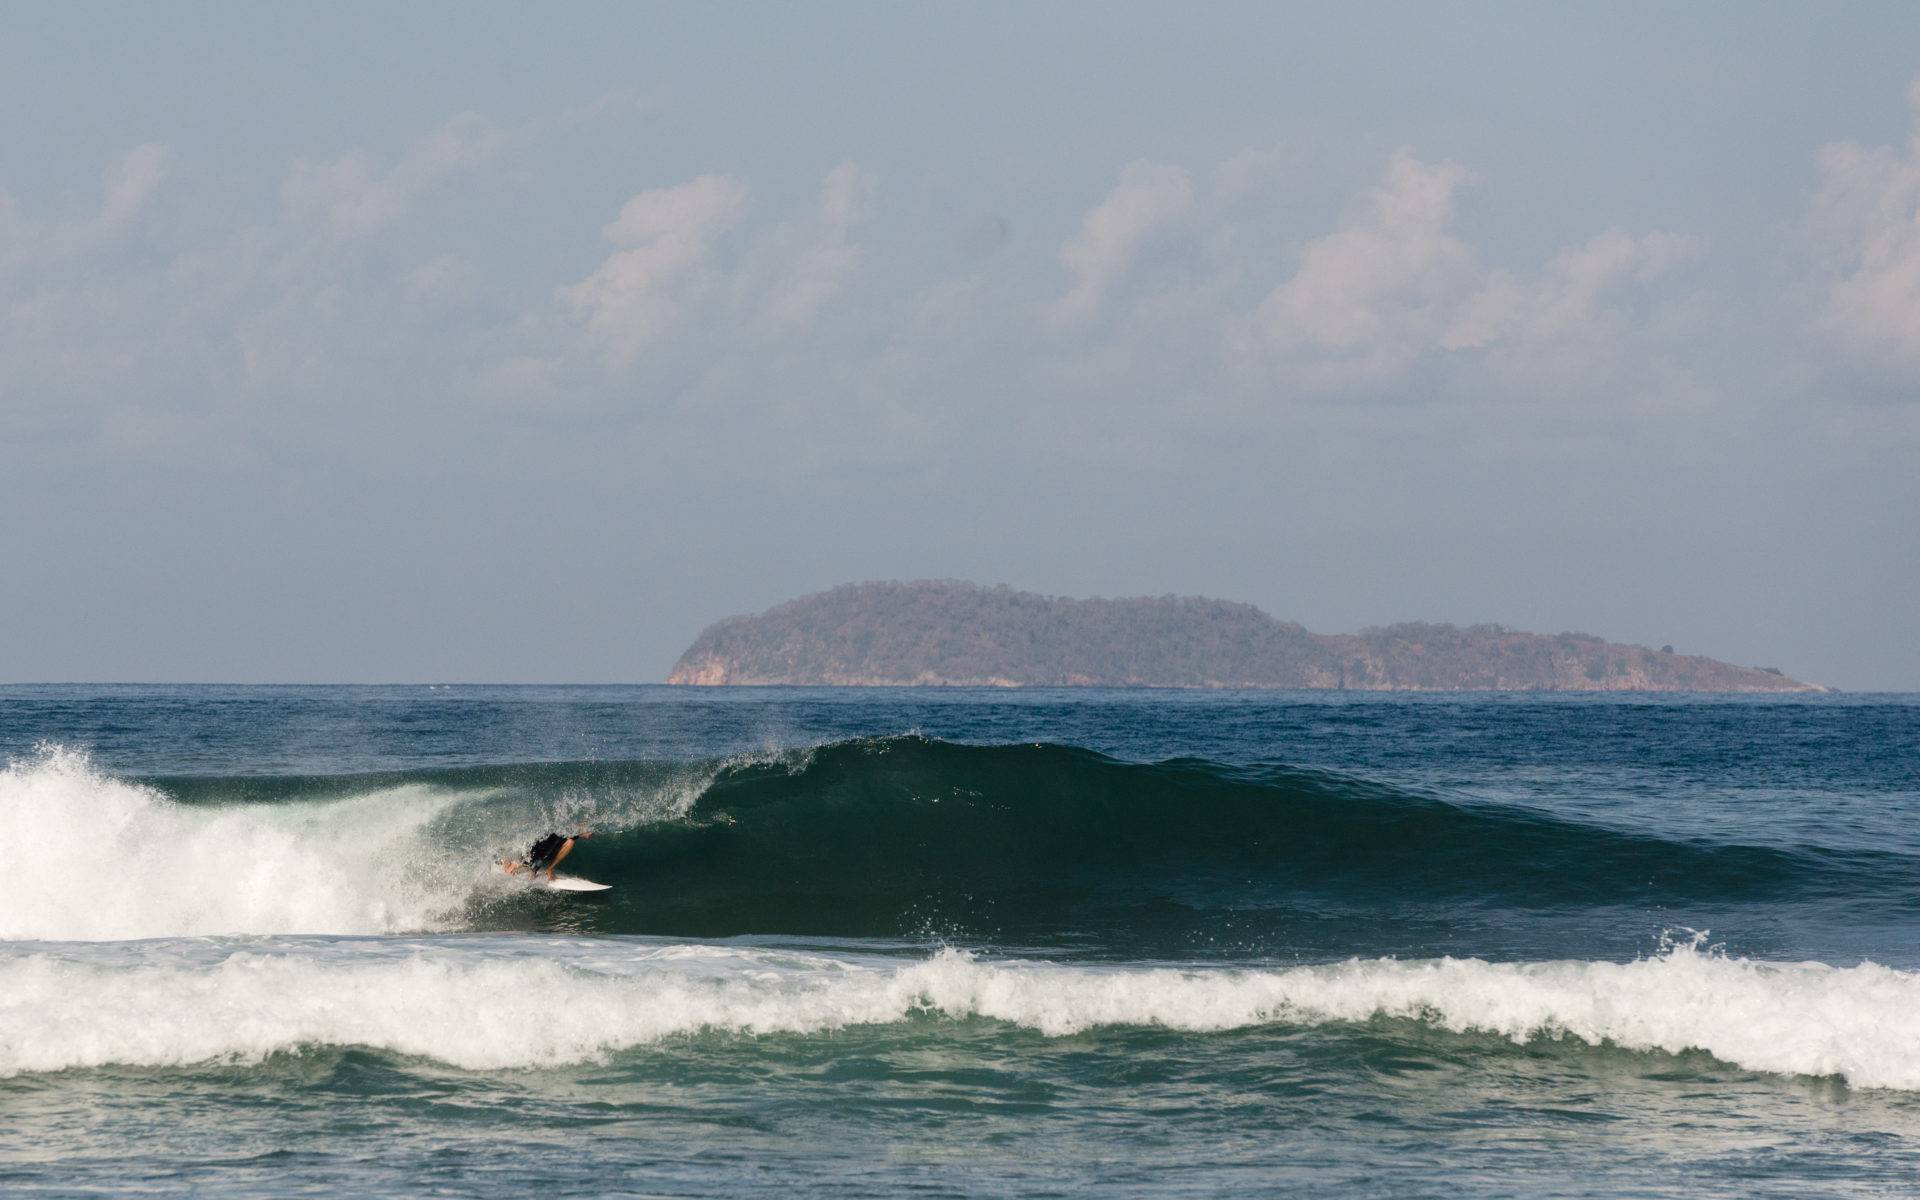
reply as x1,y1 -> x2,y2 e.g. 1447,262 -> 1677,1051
497,862 -> 612,891
538,875 -> 611,892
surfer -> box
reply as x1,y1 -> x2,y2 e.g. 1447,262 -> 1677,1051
503,828 -> 593,881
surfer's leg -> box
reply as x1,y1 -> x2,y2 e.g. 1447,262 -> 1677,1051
545,838 -> 576,880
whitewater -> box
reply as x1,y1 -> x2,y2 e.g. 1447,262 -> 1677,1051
3,684 -> 1918,1197
8,938 -> 1920,1091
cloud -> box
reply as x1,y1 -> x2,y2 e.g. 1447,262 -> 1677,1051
484,163 -> 877,388
98,143 -> 171,231
282,113 -> 501,238
0,143 -> 190,442
1235,150 -> 1700,392
1813,80 -> 1920,373
6,107 -> 1718,472
0,143 -> 172,268
562,174 -> 749,366
819,160 -> 868,229
762,162 -> 874,327
1242,150 -> 1476,387
1444,229 -> 1704,373
1050,161 -> 1194,325
1212,147 -> 1292,207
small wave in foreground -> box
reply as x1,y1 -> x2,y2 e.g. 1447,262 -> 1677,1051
2,937 -> 1915,1090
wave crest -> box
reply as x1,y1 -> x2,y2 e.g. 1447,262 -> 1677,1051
0,746 -> 466,939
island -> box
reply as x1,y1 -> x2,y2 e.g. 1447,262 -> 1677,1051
666,580 -> 1824,692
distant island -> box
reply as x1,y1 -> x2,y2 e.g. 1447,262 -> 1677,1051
667,581 -> 1823,692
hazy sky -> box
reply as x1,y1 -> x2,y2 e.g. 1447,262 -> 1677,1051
4,3 -> 1919,688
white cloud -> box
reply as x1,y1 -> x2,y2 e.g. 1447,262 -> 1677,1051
1446,229 -> 1703,356
0,143 -> 190,440
98,143 -> 171,231
282,113 -> 501,238
1051,161 -> 1193,325
4,111 -> 1718,469
1212,147 -> 1291,207
0,143 -> 173,269
1243,150 -> 1475,387
762,162 -> 874,328
819,160 -> 869,229
1235,150 -> 1699,392
1813,80 -> 1920,372
563,174 -> 749,366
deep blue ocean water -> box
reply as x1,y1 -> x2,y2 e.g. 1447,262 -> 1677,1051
2,685 -> 1918,1197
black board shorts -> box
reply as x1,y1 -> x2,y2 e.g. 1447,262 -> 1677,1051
525,833 -> 568,871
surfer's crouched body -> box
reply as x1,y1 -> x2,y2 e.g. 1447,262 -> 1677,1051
503,829 -> 593,881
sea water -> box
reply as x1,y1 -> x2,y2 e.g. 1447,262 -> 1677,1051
1,685 -> 1917,1196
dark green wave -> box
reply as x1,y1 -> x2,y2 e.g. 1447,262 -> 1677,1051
147,737 -> 1903,949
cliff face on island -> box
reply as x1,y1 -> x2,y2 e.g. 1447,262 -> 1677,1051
667,581 -> 1823,692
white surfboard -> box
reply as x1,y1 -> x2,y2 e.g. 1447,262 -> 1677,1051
538,875 -> 612,892
498,862 -> 612,891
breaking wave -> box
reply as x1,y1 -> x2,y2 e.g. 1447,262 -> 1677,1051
4,937 -> 1918,1090
1,737 -> 1902,944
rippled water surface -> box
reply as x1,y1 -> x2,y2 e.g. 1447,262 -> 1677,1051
2,686 -> 1916,1196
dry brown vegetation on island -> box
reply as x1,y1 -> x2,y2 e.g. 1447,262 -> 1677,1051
667,581 -> 1823,692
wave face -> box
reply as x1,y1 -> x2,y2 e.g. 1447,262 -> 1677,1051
616,737 -> 1889,946
3,737 -> 1902,948
5,937 -> 1920,1090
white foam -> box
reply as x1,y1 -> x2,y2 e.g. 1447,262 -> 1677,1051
0,747 -> 474,939
0,745 -> 778,941
4,938 -> 1919,1090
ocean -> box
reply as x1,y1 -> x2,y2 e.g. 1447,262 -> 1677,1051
2,685 -> 1917,1197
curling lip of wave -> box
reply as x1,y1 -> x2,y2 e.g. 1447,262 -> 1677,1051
2,940 -> 1916,1090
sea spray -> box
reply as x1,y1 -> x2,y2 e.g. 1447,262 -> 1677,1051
0,744 -> 792,941
0,746 -> 475,939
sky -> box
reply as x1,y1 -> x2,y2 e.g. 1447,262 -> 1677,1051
3,2 -> 1919,688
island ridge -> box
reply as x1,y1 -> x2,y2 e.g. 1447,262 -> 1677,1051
666,581 -> 1822,692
